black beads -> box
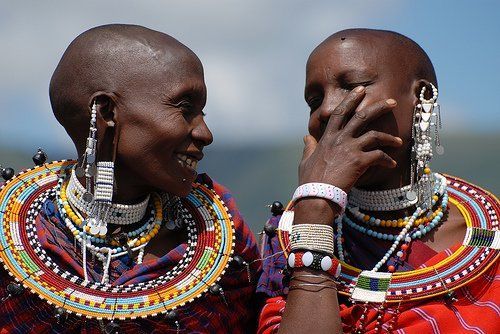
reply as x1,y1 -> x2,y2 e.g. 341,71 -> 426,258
2,282 -> 24,302
232,255 -> 246,267
233,254 -> 252,283
32,148 -> 47,166
263,221 -> 276,237
270,201 -> 284,216
6,282 -> 24,296
53,307 -> 67,324
209,283 -> 222,295
104,321 -> 121,334
444,290 -> 458,305
165,309 -> 178,322
1,167 -> 14,181
116,232 -> 128,246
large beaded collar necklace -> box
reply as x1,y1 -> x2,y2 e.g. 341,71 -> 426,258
277,175 -> 499,304
0,160 -> 236,320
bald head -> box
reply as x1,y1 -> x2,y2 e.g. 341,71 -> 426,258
310,28 -> 437,88
50,24 -> 202,153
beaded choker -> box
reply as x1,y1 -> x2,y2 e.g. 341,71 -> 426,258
349,176 -> 433,211
0,161 -> 236,319
67,169 -> 150,226
278,175 -> 499,303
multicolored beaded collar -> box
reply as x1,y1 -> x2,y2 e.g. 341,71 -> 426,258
0,161 -> 236,319
277,175 -> 499,303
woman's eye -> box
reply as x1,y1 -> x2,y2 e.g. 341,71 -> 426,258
179,101 -> 194,112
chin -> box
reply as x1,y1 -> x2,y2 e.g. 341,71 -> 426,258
354,167 -> 388,190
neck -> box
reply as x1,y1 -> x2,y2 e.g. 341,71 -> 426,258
77,175 -> 150,205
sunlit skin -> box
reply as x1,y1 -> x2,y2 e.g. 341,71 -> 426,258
50,25 -> 213,260
279,29 -> 466,334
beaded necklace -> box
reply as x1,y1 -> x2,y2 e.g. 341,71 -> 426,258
277,174 -> 499,303
0,161 -> 236,319
67,169 -> 150,226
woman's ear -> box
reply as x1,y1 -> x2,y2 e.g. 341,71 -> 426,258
89,93 -> 117,128
412,79 -> 436,105
89,93 -> 118,161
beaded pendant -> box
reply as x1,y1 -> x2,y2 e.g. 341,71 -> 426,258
278,175 -> 499,303
0,161 -> 236,319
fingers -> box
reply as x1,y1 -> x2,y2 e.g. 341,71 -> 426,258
356,130 -> 403,151
343,99 -> 397,136
362,149 -> 397,168
324,86 -> 366,135
301,135 -> 318,161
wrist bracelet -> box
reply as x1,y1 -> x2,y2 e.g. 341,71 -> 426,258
290,224 -> 334,256
292,183 -> 347,214
287,250 -> 341,278
288,283 -> 337,292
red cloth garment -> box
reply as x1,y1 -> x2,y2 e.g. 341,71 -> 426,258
258,245 -> 499,334
256,176 -> 500,333
0,174 -> 261,334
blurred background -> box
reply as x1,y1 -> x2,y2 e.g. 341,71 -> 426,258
1,0 -> 498,234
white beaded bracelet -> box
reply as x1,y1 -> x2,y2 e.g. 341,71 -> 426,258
290,224 -> 335,256
292,182 -> 347,214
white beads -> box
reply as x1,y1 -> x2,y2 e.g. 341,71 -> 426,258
321,256 -> 333,271
290,224 -> 334,256
349,184 -> 414,211
94,162 -> 115,203
288,252 -> 296,267
292,183 -> 347,214
302,251 -> 314,266
67,169 -> 149,225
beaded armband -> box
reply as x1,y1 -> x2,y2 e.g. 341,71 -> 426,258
288,250 -> 341,278
290,224 -> 334,256
292,182 -> 347,214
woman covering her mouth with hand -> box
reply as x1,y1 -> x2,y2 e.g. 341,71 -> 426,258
257,29 -> 499,334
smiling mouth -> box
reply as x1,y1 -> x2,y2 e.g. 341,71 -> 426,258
176,153 -> 199,170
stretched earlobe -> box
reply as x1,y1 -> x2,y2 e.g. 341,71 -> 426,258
88,94 -> 117,129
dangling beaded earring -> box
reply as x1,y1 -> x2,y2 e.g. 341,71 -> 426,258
408,83 -> 443,209
162,193 -> 184,230
80,99 -> 117,238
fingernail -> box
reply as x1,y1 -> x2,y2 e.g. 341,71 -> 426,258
396,137 -> 403,144
386,99 -> 397,106
355,86 -> 365,93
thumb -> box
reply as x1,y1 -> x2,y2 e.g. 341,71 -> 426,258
302,135 -> 317,161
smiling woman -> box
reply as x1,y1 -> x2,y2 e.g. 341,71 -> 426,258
0,24 -> 260,333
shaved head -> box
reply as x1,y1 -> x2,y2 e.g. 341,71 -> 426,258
49,24 -> 202,154
310,28 -> 437,89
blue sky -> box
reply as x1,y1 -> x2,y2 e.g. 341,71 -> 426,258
0,0 -> 498,154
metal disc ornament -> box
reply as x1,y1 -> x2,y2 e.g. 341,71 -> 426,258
436,145 -> 445,155
406,190 -> 418,202
75,167 -> 85,178
82,192 -> 93,203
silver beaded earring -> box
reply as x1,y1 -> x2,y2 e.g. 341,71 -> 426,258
408,83 -> 443,209
77,100 -> 115,237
